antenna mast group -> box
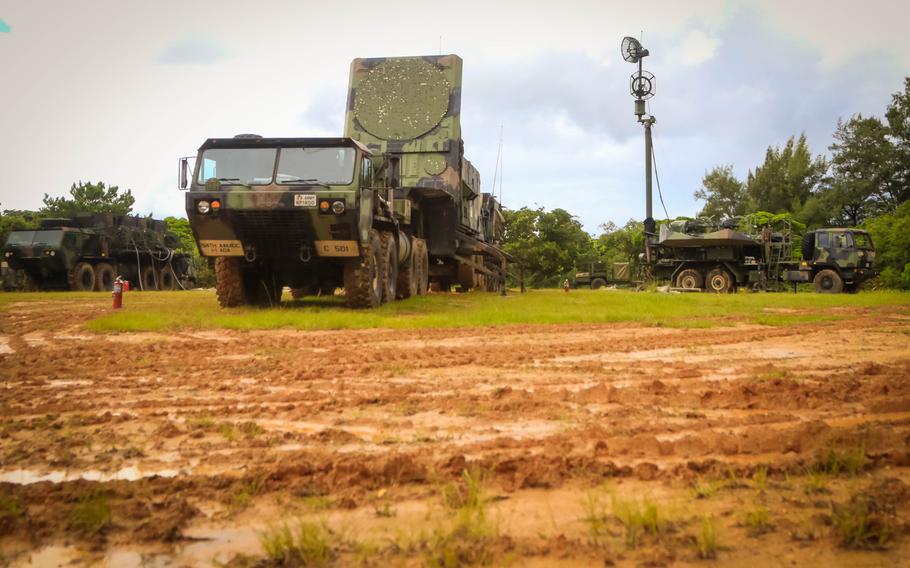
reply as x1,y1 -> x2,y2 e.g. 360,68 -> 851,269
621,36 -> 657,260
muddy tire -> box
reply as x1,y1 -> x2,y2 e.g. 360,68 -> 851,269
344,229 -> 383,308
158,266 -> 178,290
706,268 -> 734,293
93,262 -> 115,291
590,278 -> 606,290
379,231 -> 398,303
813,269 -> 843,294
70,262 -> 96,292
215,257 -> 245,307
413,238 -> 429,295
396,241 -> 419,300
676,268 -> 704,290
140,265 -> 158,291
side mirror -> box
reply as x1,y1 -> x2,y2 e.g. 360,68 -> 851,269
178,157 -> 189,190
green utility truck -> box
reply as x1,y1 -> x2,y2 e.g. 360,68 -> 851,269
649,218 -> 875,293
181,55 -> 509,308
2,215 -> 194,291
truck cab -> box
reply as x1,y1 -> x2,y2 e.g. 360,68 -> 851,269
790,228 -> 876,292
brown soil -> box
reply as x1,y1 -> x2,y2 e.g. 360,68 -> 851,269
2,298 -> 910,566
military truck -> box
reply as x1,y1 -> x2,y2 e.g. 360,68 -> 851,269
1,215 -> 194,291
649,218 -> 875,293
574,262 -> 636,289
181,54 -> 510,308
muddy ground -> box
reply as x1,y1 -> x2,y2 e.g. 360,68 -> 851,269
2,296 -> 910,566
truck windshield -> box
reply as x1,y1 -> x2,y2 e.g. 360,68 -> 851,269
197,148 -> 277,185
4,231 -> 64,247
5,231 -> 36,245
276,147 -> 355,185
853,232 -> 873,249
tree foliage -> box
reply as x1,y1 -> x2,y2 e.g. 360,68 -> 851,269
0,209 -> 42,247
41,181 -> 134,217
502,207 -> 592,287
745,134 -> 828,214
694,165 -> 747,219
862,200 -> 910,289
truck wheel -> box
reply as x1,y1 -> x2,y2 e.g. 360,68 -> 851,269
396,241 -> 418,299
706,268 -> 733,293
140,265 -> 158,291
413,239 -> 429,295
813,269 -> 844,294
158,266 -> 178,290
457,262 -> 475,291
379,232 -> 398,303
215,257 -> 245,307
70,262 -> 96,292
94,263 -> 115,291
590,278 -> 607,290
344,229 -> 383,308
676,268 -> 704,290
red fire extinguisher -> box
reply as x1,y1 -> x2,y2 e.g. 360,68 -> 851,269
112,276 -> 124,309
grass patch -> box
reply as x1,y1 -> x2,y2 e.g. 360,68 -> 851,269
743,507 -> 772,536
817,445 -> 866,477
697,516 -> 718,558
833,497 -> 891,549
0,493 -> 23,526
691,478 -> 722,499
260,521 -> 335,566
752,465 -> 768,492
612,495 -> 661,549
232,475 -> 265,510
62,288 -> 909,333
67,491 -> 112,535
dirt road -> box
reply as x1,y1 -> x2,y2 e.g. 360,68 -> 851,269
2,297 -> 910,566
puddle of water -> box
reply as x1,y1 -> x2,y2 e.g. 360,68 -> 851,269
0,466 -> 181,485
46,379 -> 93,388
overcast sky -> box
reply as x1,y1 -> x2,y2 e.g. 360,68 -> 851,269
1,0 -> 907,232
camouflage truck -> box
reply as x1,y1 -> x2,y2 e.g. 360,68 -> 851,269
1,215 -> 194,291
649,218 -> 875,293
181,54 -> 510,308
574,262 -> 636,289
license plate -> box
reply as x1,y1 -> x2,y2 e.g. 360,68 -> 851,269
314,240 -> 359,257
294,194 -> 317,207
199,239 -> 244,256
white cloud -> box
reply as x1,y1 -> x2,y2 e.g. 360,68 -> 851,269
679,30 -> 721,66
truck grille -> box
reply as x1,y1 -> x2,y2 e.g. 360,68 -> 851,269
231,210 -> 313,257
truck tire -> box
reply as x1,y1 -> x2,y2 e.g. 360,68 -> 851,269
94,262 -> 115,291
590,278 -> 607,290
379,231 -> 398,303
344,229 -> 383,308
158,266 -> 178,290
457,262 -> 474,291
396,241 -> 419,299
413,238 -> 429,295
70,262 -> 95,292
813,269 -> 844,294
676,268 -> 704,290
706,268 -> 734,293
140,265 -> 158,291
215,257 -> 245,307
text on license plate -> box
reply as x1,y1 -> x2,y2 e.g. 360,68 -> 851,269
294,194 -> 317,207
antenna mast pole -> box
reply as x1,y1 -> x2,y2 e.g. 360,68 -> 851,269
622,35 -> 656,262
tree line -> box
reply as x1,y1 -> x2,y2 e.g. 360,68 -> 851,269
503,78 -> 910,289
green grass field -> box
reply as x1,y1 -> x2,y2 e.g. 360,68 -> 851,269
2,288 -> 908,333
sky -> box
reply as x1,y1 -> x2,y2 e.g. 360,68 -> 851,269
0,0 -> 908,233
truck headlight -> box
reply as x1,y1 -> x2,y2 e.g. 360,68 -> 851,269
197,200 -> 211,214
331,200 -> 345,214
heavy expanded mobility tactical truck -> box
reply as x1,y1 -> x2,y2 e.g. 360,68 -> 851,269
649,218 -> 875,293
1,215 -> 194,291
181,54 -> 509,308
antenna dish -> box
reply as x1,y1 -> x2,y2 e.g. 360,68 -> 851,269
630,70 -> 655,100
621,36 -> 648,64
